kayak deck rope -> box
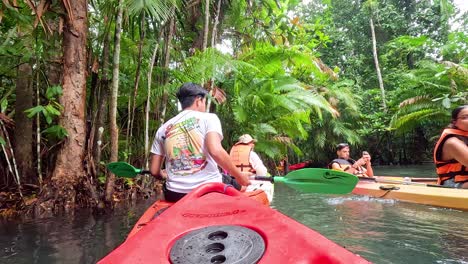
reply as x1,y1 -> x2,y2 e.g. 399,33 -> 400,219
377,185 -> 400,198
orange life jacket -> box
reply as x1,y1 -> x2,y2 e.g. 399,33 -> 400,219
229,144 -> 255,173
433,128 -> 468,184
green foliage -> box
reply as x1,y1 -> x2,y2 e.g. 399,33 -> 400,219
45,85 -> 63,100
0,136 -> 5,146
42,125 -> 69,140
1,0 -> 466,184
98,175 -> 106,184
126,0 -> 180,20
24,85 -> 67,140
389,60 -> 468,133
382,36 -> 430,69
25,102 -> 62,125
0,99 -> 7,113
441,32 -> 468,63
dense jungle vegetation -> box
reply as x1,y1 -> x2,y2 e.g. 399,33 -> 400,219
0,0 -> 466,215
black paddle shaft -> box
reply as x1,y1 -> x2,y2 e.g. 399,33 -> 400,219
359,176 -> 455,189
254,176 -> 274,182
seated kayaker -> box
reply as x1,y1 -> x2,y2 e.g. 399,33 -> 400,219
328,143 -> 374,177
433,105 -> 468,189
149,83 -> 250,202
229,134 -> 268,177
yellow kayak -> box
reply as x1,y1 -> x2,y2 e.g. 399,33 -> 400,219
353,176 -> 468,211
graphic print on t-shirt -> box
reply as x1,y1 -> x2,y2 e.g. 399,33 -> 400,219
164,116 -> 206,175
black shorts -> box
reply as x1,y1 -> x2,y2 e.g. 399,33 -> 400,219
163,175 -> 242,202
221,174 -> 242,191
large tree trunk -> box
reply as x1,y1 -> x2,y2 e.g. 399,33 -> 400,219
40,0 -> 88,212
106,0 -> 124,203
14,62 -> 34,183
370,17 -> 387,112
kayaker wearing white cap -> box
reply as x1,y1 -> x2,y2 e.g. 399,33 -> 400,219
229,134 -> 268,177
434,105 -> 468,189
149,83 -> 250,202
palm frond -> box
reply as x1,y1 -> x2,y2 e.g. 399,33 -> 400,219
126,0 -> 181,21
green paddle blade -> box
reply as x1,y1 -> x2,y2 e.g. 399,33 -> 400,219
274,168 -> 358,194
107,162 -> 142,178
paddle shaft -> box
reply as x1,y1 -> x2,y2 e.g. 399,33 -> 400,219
360,177 -> 453,189
108,162 -> 358,194
252,176 -> 274,182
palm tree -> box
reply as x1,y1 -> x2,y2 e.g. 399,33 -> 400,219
390,60 -> 467,133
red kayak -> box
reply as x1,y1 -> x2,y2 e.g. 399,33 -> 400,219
99,183 -> 369,264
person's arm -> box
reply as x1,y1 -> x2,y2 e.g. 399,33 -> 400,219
331,162 -> 347,172
249,151 -> 268,176
150,154 -> 165,179
364,162 -> 374,177
149,128 -> 166,179
361,153 -> 374,177
443,137 -> 468,166
205,132 -> 250,186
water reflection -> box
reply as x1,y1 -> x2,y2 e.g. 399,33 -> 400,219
0,199 -> 154,264
272,183 -> 468,264
373,164 -> 437,177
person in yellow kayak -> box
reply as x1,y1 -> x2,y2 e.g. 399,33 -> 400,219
149,83 -> 250,202
229,134 -> 268,177
329,143 -> 374,177
433,105 -> 468,189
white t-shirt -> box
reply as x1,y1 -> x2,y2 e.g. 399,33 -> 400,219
249,151 -> 268,176
151,110 -> 223,193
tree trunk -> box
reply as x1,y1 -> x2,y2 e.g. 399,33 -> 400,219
93,26 -> 112,173
107,0 -> 124,203
159,17 -> 175,124
205,0 -> 221,113
145,28 -> 164,166
127,13 -> 146,160
41,0 -> 88,212
370,17 -> 387,112
188,3 -> 203,53
44,51 -> 63,179
202,0 -> 210,50
211,0 -> 221,47
14,62 -> 34,183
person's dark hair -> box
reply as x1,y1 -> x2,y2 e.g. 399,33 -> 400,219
448,105 -> 468,128
176,82 -> 208,109
336,143 -> 349,151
